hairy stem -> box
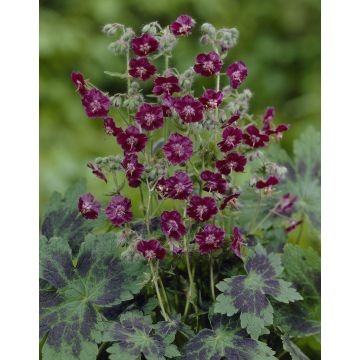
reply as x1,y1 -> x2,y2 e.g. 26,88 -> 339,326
150,261 -> 169,321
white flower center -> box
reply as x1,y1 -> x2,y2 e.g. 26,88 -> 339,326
172,143 -> 184,156
145,250 -> 155,260
205,234 -> 216,244
90,100 -> 101,112
225,135 -> 236,146
183,105 -> 195,118
126,163 -> 136,175
136,66 -> 147,76
179,24 -> 191,33
126,136 -> 138,149
144,113 -> 155,126
81,202 -> 92,213
203,61 -> 214,71
196,205 -> 208,220
115,205 -> 125,217
167,220 -> 178,231
174,183 -> 185,194
139,43 -> 151,54
232,70 -> 241,81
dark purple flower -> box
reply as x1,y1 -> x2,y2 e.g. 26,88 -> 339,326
163,133 -> 193,165
104,117 -> 121,136
160,210 -> 186,240
131,33 -> 159,56
218,126 -> 243,153
195,224 -> 224,254
105,195 -> 133,226
71,71 -> 87,96
215,153 -> 247,175
81,89 -> 111,118
129,57 -> 157,81
135,103 -> 164,131
121,153 -> 144,188
167,172 -> 193,200
174,95 -> 204,123
117,125 -> 148,153
226,61 -> 248,89
262,106 -> 275,132
187,195 -> 218,222
220,192 -> 241,210
243,124 -> 269,148
78,193 -> 101,219
153,75 -> 181,96
170,15 -> 195,37
285,219 -> 303,233
200,171 -> 227,194
221,111 -> 241,128
137,239 -> 166,260
275,193 -> 298,215
266,124 -> 289,139
231,227 -> 245,257
87,162 -> 107,183
199,89 -> 224,109
255,176 -> 279,189
194,51 -> 223,77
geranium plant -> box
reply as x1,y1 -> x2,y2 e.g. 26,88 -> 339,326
40,15 -> 321,360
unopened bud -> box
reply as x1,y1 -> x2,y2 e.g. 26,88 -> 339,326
102,23 -> 123,36
201,23 -> 216,37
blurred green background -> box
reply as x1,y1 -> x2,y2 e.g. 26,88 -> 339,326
40,0 -> 320,213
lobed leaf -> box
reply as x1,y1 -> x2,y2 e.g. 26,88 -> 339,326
214,244 -> 302,339
281,335 -> 311,360
183,314 -> 276,360
274,244 -> 320,337
104,311 -> 181,360
41,180 -> 104,254
39,234 -> 147,360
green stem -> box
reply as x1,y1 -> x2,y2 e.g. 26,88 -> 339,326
139,185 -> 146,217
97,342 -> 110,359
158,268 -> 171,313
209,255 -> 216,302
250,192 -> 262,232
295,212 -> 305,244
145,179 -> 152,236
182,235 -> 197,320
126,50 -> 131,92
150,261 -> 169,321
253,210 -> 273,232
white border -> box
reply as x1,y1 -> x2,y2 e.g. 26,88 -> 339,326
322,0 -> 360,358
1,0 -> 359,358
0,0 -> 39,358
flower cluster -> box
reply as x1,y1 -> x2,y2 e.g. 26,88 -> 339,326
72,15 -> 294,270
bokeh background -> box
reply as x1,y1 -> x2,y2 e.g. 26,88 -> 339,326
40,0 -> 320,213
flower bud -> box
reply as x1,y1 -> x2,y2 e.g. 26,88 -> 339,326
102,23 -> 123,36
142,22 -> 160,35
111,94 -> 122,108
200,35 -> 210,45
201,23 -> 216,37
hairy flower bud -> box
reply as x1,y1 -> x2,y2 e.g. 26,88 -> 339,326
142,21 -> 160,35
159,28 -> 177,53
201,23 -> 216,37
102,23 -> 123,36
111,94 -> 122,108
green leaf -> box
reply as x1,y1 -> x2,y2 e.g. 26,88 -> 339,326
104,311 -> 180,360
155,314 -> 195,343
104,70 -> 128,78
281,335 -> 311,360
274,244 -> 320,337
41,180 -> 104,254
269,127 -> 320,230
214,244 -> 302,339
183,314 -> 276,359
40,234 -> 147,360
